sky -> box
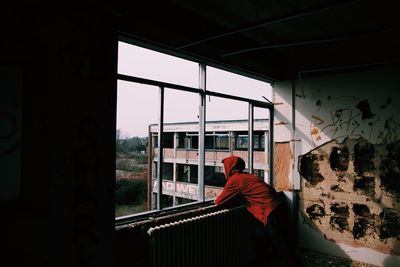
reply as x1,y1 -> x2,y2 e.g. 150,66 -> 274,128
117,41 -> 272,138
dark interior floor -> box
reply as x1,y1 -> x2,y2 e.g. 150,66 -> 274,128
298,249 -> 378,267
242,248 -> 379,267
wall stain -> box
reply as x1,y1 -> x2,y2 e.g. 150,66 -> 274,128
330,203 -> 349,232
300,154 -> 324,186
354,141 -> 375,175
379,208 -> 400,240
356,99 -> 375,120
353,176 -> 375,198
378,116 -> 399,144
330,184 -> 344,192
379,141 -> 400,197
306,203 -> 325,221
353,204 -> 375,239
300,137 -> 400,254
329,146 -> 349,171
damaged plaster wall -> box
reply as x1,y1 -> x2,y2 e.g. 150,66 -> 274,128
300,137 -> 400,254
273,66 -> 400,266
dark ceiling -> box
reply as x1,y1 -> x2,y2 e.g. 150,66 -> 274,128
117,0 -> 400,82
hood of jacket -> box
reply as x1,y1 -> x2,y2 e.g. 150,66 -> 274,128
222,156 -> 245,179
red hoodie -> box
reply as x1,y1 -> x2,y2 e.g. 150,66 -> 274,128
215,156 -> 282,226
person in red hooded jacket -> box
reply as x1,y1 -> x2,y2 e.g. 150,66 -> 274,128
215,155 -> 303,267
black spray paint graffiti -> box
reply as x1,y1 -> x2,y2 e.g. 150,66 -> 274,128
378,116 -> 399,144
356,100 -> 375,120
310,108 -> 361,142
310,97 -> 397,145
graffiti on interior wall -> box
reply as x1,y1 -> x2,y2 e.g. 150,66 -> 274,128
299,137 -> 400,254
309,96 -> 398,146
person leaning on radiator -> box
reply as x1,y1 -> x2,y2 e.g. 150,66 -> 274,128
214,155 -> 304,267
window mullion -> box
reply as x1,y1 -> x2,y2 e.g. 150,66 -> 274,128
269,107 -> 274,186
198,63 -> 206,202
157,86 -> 164,210
248,103 -> 254,174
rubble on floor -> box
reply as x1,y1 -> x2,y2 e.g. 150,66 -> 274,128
298,249 -> 380,267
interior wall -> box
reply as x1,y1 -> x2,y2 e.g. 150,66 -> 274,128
1,3 -> 117,267
274,66 -> 400,266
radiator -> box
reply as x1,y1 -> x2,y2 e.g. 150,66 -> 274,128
147,206 -> 257,267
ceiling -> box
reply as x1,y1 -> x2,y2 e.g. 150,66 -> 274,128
116,0 -> 400,82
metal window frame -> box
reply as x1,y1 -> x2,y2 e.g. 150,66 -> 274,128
116,59 -> 274,223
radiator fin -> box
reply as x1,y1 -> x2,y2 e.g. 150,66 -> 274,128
147,207 -> 256,267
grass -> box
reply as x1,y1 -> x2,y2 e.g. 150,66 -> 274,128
116,154 -> 147,173
115,152 -> 149,217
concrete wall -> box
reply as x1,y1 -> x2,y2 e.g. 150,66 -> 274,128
274,66 -> 400,266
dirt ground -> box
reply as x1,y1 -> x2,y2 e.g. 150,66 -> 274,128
298,249 -> 380,267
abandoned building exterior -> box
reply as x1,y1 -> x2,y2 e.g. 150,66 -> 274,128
147,120 -> 270,208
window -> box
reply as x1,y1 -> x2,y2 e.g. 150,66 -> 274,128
254,169 -> 265,180
163,132 -> 174,148
235,131 -> 265,151
205,166 -> 226,187
151,133 -> 174,148
177,132 -> 198,149
177,164 -> 198,183
116,38 -> 273,220
215,133 -> 229,150
205,132 -> 229,150
162,162 -> 173,181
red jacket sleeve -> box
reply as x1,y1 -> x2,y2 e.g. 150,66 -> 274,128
214,176 -> 240,206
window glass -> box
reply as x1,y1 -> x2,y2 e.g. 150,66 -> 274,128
116,81 -> 158,217
162,162 -> 173,181
206,66 -> 272,101
177,164 -> 198,184
118,41 -> 198,88
163,132 -> 174,148
215,132 -> 229,150
205,133 -> 214,149
254,107 -> 270,182
204,166 -> 226,187
234,131 -> 265,150
254,169 -> 265,180
117,42 -> 273,218
186,132 -> 198,149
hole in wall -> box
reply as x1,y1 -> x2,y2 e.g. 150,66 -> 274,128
306,204 -> 325,221
300,154 -> 324,186
353,204 -> 374,239
329,203 -> 349,232
329,146 -> 349,171
354,141 -> 375,175
330,184 -> 344,192
380,141 -> 400,197
353,176 -> 375,197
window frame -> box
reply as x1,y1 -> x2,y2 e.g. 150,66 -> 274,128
115,37 -> 274,224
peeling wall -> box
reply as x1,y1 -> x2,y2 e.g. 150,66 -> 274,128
299,137 -> 400,254
274,67 -> 400,265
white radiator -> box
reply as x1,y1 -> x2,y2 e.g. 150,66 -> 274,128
147,206 -> 257,267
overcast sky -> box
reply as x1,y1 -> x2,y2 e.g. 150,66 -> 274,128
117,41 -> 272,138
